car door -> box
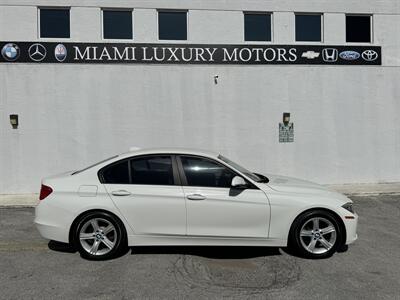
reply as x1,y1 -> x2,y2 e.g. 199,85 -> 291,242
177,155 -> 270,238
101,155 -> 186,236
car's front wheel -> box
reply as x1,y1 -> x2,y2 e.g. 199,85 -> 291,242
74,211 -> 127,260
289,210 -> 343,259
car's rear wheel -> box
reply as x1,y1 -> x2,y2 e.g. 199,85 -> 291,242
74,211 -> 127,260
289,210 -> 342,259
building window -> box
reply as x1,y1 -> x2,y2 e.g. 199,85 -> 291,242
244,13 -> 272,42
39,8 -> 70,38
103,10 -> 133,40
158,11 -> 187,40
346,15 -> 372,43
295,14 -> 322,42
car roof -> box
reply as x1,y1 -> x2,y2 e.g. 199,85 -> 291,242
118,147 -> 220,159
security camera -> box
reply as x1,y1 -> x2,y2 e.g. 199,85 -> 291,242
214,75 -> 219,84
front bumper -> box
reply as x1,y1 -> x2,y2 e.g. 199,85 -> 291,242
344,212 -> 358,245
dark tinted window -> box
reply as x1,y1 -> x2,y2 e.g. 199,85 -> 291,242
103,10 -> 133,39
295,14 -> 322,42
346,15 -> 371,43
131,156 -> 174,185
102,160 -> 129,184
40,9 -> 70,38
158,11 -> 187,40
180,156 -> 236,188
244,13 -> 272,41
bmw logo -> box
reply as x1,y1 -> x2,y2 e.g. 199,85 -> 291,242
1,43 -> 20,61
54,44 -> 67,62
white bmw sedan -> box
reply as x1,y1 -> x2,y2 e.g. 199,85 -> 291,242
35,148 -> 358,260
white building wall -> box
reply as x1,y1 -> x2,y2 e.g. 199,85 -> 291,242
0,0 -> 399,193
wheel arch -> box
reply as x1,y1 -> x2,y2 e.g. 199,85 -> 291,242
69,209 -> 128,245
287,207 -> 347,247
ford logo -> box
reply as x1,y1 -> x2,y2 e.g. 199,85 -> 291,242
339,51 -> 360,61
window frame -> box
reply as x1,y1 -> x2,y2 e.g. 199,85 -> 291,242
98,154 -> 180,186
294,12 -> 324,43
38,7 -> 71,40
157,9 -> 189,41
345,14 -> 373,44
243,11 -> 273,43
101,8 -> 134,41
176,155 -> 257,189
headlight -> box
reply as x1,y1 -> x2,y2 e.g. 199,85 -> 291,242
342,202 -> 354,214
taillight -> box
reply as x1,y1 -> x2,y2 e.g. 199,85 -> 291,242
39,184 -> 53,200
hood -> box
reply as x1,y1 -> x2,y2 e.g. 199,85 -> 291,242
263,174 -> 334,195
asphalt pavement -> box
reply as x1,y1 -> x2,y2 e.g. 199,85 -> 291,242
0,195 -> 399,299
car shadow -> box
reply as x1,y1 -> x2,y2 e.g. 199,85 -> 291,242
130,246 -> 282,259
48,240 -> 77,253
47,240 -> 318,260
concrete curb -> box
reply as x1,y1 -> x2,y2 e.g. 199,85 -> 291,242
1,183 -> 400,207
326,182 -> 400,196
0,194 -> 38,207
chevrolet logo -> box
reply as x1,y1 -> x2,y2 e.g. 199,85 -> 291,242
301,51 -> 320,59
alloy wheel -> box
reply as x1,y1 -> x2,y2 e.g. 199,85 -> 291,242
299,217 -> 337,254
79,218 -> 118,256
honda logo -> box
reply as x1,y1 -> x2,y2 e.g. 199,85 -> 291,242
322,48 -> 338,62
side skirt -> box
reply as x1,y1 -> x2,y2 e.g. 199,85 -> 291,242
127,234 -> 287,247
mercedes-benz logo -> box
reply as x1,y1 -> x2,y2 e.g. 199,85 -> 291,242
28,43 -> 47,62
362,50 -> 378,62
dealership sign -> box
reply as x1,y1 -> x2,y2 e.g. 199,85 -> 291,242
0,41 -> 381,65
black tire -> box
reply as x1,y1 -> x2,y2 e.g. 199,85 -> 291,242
289,210 -> 343,259
73,211 -> 127,260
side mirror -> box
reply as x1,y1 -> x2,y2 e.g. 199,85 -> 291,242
231,176 -> 248,189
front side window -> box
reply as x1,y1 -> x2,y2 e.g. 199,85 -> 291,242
103,10 -> 133,39
244,13 -> 272,42
295,14 -> 322,42
180,156 -> 236,188
102,160 -> 130,184
40,8 -> 70,38
158,11 -> 187,40
346,15 -> 371,43
131,156 -> 174,185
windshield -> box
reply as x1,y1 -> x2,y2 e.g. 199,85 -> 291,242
218,155 -> 262,182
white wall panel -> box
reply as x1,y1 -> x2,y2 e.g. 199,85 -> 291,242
0,64 -> 399,193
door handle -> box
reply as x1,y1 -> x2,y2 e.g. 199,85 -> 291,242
187,194 -> 206,201
111,190 -> 131,196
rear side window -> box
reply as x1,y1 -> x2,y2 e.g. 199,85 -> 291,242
102,160 -> 130,184
131,156 -> 174,185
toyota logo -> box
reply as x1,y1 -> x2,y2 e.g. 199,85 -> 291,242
362,50 -> 378,62
28,43 -> 47,62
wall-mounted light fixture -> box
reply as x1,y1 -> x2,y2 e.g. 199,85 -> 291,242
283,112 -> 290,125
10,114 -> 18,129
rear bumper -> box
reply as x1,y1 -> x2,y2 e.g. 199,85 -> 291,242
34,204 -> 70,243
34,221 -> 69,243
344,213 -> 358,245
